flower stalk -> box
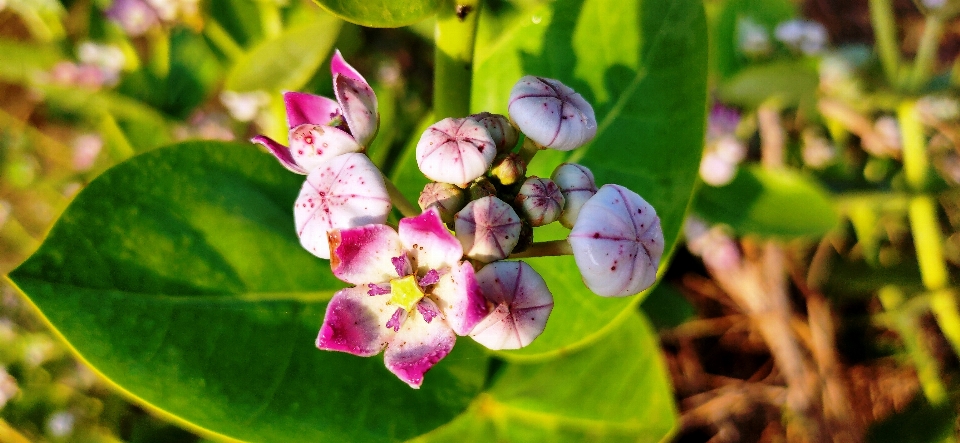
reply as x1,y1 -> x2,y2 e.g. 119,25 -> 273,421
508,239 -> 573,259
434,0 -> 481,120
383,175 -> 421,218
869,0 -> 902,87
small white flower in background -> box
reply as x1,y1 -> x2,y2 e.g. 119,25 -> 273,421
699,151 -> 738,186
917,95 -> 960,122
23,334 -> 56,367
872,115 -> 903,156
174,112 -> 235,141
775,19 -> 828,55
77,42 -> 126,85
105,0 -> 159,36
220,90 -> 271,123
684,216 -> 741,272
736,17 -> 772,57
0,366 -> 18,409
46,411 -> 75,438
0,0 -> 7,11
801,129 -> 837,169
72,134 -> 103,172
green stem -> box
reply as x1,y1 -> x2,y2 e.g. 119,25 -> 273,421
433,0 -> 481,120
878,286 -> 947,404
908,15 -> 945,92
898,101 -> 928,190
148,27 -> 171,79
909,196 -> 949,291
203,19 -> 244,62
509,239 -> 573,259
383,175 -> 420,218
257,0 -> 283,39
869,0 -> 902,86
517,137 -> 541,165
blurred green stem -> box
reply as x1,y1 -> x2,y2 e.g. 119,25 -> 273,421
147,28 -> 171,79
383,176 -> 420,218
204,20 -> 244,62
869,0 -> 902,87
257,0 -> 283,39
908,15 -> 945,92
899,100 -> 960,364
434,0 -> 481,120
878,286 -> 947,404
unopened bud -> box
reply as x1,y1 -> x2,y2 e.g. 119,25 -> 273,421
418,182 -> 466,224
468,177 -> 497,200
516,177 -> 564,227
455,196 -> 522,263
490,153 -> 527,186
508,76 -> 596,151
551,163 -> 598,228
468,112 -> 519,154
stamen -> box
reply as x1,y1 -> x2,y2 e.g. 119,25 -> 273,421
367,283 -> 391,296
418,269 -> 440,287
392,255 -> 411,276
385,308 -> 406,332
417,298 -> 441,323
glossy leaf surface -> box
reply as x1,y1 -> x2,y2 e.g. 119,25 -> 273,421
468,0 -> 708,358
8,141 -> 487,442
410,313 -> 677,442
312,0 -> 439,28
225,10 -> 342,92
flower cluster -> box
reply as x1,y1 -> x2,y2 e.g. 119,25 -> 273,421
252,56 -> 665,388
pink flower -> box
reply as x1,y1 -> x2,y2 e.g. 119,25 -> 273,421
469,261 -> 554,350
316,208 -> 489,388
252,50 -> 379,174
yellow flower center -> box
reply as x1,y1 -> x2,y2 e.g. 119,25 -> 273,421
389,275 -> 424,312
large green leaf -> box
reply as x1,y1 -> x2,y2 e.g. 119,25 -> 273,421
410,312 -> 678,442
694,165 -> 839,238
717,60 -> 818,108
7,141 -> 487,442
467,0 -> 708,358
225,9 -> 342,93
312,0 -> 439,28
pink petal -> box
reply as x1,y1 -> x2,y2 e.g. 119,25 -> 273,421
251,135 -> 307,174
469,261 -> 554,350
334,74 -> 379,147
398,208 -> 463,273
569,184 -> 664,297
384,311 -> 457,389
294,153 -> 392,259
430,261 -> 488,336
316,286 -> 395,356
454,196 -> 522,263
329,224 -> 403,286
288,124 -> 363,172
283,91 -> 341,128
507,76 -> 597,151
416,118 -> 497,188
330,49 -> 367,84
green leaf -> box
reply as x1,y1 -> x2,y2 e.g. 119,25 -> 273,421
225,9 -> 342,92
694,165 -> 839,238
0,38 -> 62,84
469,0 -> 708,359
717,60 -> 818,108
8,141 -> 487,442
409,312 -> 678,442
311,0 -> 439,28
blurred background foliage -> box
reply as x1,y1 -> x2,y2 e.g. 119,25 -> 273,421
0,0 -> 959,440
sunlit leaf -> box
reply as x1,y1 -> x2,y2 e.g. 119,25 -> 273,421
410,312 -> 678,442
312,0 -> 439,28
694,165 -> 839,238
8,141 -> 487,442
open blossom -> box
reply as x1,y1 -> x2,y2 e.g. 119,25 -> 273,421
252,50 -> 378,174
316,208 -> 488,388
294,153 -> 391,259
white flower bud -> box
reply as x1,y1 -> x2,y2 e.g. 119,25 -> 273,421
508,76 -> 596,151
